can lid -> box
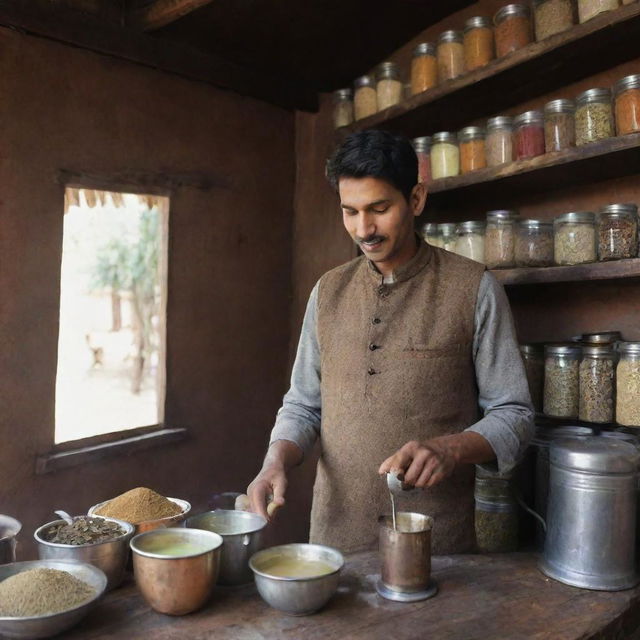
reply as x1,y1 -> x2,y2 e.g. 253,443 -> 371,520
354,75 -> 375,89
457,220 -> 486,233
487,115 -> 514,131
576,88 -> 611,105
600,203 -> 638,216
545,343 -> 581,356
532,425 -> 594,447
438,30 -> 463,44
619,341 -> 640,355
413,42 -> 436,57
459,126 -> 486,142
600,431 -> 640,448
377,61 -> 399,80
614,74 -> 640,95
554,211 -> 596,224
580,331 -> 622,345
495,3 -> 530,25
519,219 -> 553,229
432,131 -> 458,144
550,437 -> 639,474
514,110 -> 544,126
464,16 -> 492,31
487,209 -> 519,222
544,99 -> 575,114
412,136 -> 432,152
333,88 -> 352,101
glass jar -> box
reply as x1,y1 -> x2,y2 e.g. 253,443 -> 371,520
438,223 -> 457,252
494,4 -> 533,58
437,30 -> 464,82
544,99 -> 575,152
430,132 -> 460,179
463,16 -> 495,71
533,0 -> 575,40
376,62 -> 403,111
579,345 -> 615,423
412,136 -> 432,184
575,88 -> 614,146
514,110 -> 545,159
578,0 -> 620,23
459,126 -> 487,174
486,116 -> 514,166
411,43 -> 438,95
554,211 -> 597,265
515,219 -> 554,267
485,209 -> 519,268
474,470 -> 518,553
353,75 -> 377,121
455,221 -> 486,262
421,222 -> 440,247
332,88 -> 353,129
614,74 -> 640,136
598,204 -> 639,260
520,344 -> 545,412
617,342 -> 640,426
544,344 -> 581,418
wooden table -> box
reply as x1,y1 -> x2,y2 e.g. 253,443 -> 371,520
65,551 -> 640,640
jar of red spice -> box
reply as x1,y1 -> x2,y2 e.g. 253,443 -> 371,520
411,43 -> 438,95
514,110 -> 545,159
544,99 -> 575,152
459,126 -> 487,174
463,16 -> 495,71
494,4 -> 533,58
614,74 -> 640,136
486,116 -> 514,166
437,30 -> 465,82
413,136 -> 432,184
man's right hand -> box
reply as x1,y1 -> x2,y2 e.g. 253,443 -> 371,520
247,464 -> 287,522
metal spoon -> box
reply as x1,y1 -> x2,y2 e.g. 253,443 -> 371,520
54,510 -> 74,526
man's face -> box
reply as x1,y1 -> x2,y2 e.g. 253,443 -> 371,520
339,176 -> 426,275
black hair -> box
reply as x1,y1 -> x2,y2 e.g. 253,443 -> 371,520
326,130 -> 418,201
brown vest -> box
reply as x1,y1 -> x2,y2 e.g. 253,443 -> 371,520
311,240 -> 485,555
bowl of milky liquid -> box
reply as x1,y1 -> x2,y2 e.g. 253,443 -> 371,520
0,559 -> 107,639
249,543 -> 344,615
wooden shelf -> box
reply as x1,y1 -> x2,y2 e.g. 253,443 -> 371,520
491,258 -> 640,286
341,3 -> 640,137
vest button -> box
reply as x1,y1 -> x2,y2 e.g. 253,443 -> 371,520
372,317 -> 381,325
369,343 -> 379,351
377,285 -> 388,296
367,367 -> 377,375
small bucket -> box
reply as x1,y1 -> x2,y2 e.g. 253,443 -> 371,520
0,515 -> 22,564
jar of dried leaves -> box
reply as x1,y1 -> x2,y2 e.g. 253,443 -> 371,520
475,496 -> 518,552
544,344 -> 582,418
575,88 -> 614,146
617,342 -> 640,426
554,211 -> 597,265
598,204 -> 639,260
579,345 -> 616,423
515,219 -> 554,267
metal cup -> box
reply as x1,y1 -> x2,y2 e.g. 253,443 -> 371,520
0,515 -> 22,565
379,512 -> 433,593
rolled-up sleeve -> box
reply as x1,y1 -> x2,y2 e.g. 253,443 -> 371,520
269,282 -> 322,457
465,271 -> 535,474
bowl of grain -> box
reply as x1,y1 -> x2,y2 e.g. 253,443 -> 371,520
0,559 -> 107,639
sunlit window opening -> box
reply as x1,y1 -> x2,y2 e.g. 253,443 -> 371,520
55,188 -> 169,444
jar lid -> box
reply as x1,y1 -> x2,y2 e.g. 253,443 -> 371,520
486,116 -> 514,131
581,331 -> 622,344
614,74 -> 640,95
619,342 -> 640,355
600,203 -> 638,216
514,110 -> 544,126
550,437 -> 639,475
432,131 -> 458,144
438,30 -> 463,44
333,88 -> 352,101
354,75 -> 375,89
519,219 -> 553,229
576,88 -> 611,105
464,16 -> 492,31
544,99 -> 575,114
438,222 -> 457,235
457,220 -> 486,233
413,42 -> 436,57
377,61 -> 400,81
412,136 -> 431,153
459,126 -> 486,142
519,343 -> 544,355
494,3 -> 530,25
582,345 -> 615,358
545,343 -> 582,356
554,211 -> 596,224
422,222 -> 439,235
487,209 -> 519,222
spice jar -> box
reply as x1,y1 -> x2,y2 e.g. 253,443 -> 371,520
438,223 -> 457,252
544,99 -> 575,152
437,30 -> 464,82
459,127 -> 487,174
533,0 -> 575,40
544,344 -> 581,418
485,209 -> 519,268
332,89 -> 353,129
575,88 -> 614,146
579,345 -> 615,423
617,342 -> 640,426
554,211 -> 597,265
520,344 -> 545,411
515,219 -> 555,267
412,136 -> 432,185
486,116 -> 514,166
614,74 -> 640,136
598,204 -> 639,260
578,0 -> 620,23
430,132 -> 460,179
376,62 -> 403,111
463,16 -> 495,71
421,222 -> 440,247
455,221 -> 486,262
514,110 -> 545,159
411,43 -> 438,95
353,75 -> 377,121
494,4 -> 533,58
475,470 -> 518,553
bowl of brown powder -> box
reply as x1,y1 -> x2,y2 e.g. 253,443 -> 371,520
88,487 -> 190,534
0,559 -> 106,638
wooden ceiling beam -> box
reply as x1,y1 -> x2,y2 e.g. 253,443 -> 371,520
128,0 -> 215,31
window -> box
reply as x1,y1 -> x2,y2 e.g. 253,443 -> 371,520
55,188 -> 169,444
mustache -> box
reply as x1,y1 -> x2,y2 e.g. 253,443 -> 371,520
357,234 -> 386,245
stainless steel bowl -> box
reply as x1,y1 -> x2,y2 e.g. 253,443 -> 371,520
0,516 -> 22,565
34,516 -> 134,591
249,543 -> 344,616
186,510 -> 266,585
0,559 -> 107,639
88,497 -> 191,533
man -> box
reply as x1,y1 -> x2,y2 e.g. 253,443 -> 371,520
248,130 -> 534,554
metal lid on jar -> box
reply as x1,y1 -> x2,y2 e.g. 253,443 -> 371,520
438,30 -> 463,44
544,99 -> 575,114
582,345 -> 615,358
581,331 -> 622,344
554,211 -> 596,224
354,75 -> 375,89
432,131 -> 458,145
459,126 -> 486,142
487,209 -> 519,222
600,203 -> 638,216
550,437 -> 640,475
614,74 -> 640,95
377,61 -> 400,81
619,342 -> 640,355
464,16 -> 492,31
457,220 -> 486,234
487,116 -> 514,131
494,3 -> 530,25
519,219 -> 553,229
438,222 -> 457,236
545,343 -> 582,356
412,136 -> 432,153
413,42 -> 436,57
514,110 -> 544,127
576,88 -> 611,106
333,88 -> 352,101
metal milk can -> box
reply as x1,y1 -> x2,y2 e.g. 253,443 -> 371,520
539,437 -> 640,591
0,515 -> 22,564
